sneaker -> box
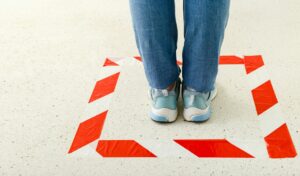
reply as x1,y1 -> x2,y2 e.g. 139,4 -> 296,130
148,79 -> 181,123
182,86 -> 217,122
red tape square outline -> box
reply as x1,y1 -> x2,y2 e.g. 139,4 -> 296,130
68,55 -> 297,158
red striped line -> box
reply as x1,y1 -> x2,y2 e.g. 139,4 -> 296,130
96,140 -> 156,157
69,55 -> 297,159
68,111 -> 108,153
89,72 -> 120,103
174,139 -> 254,158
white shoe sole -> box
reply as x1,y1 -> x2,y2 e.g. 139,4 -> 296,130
150,107 -> 178,123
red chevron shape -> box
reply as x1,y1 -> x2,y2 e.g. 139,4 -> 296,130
69,111 -> 108,153
251,80 -> 278,115
219,55 -> 244,64
103,58 -> 119,66
174,139 -> 254,158
265,123 -> 297,158
244,55 -> 264,74
96,140 -> 156,157
133,56 -> 142,62
89,72 -> 120,103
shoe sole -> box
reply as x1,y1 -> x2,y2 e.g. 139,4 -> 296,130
149,108 -> 178,123
185,107 -> 211,123
150,109 -> 178,123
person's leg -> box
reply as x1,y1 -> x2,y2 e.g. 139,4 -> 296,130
182,0 -> 230,92
129,0 -> 180,89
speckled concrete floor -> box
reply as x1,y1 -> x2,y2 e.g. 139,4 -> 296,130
1,0 -> 300,175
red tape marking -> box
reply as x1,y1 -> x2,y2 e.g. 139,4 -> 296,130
134,56 -> 142,62
176,60 -> 182,65
103,58 -> 119,67
174,139 -> 254,158
69,55 -> 298,159
89,72 -> 120,103
96,140 -> 156,157
219,56 -> 244,64
265,123 -> 297,158
251,80 -> 278,115
68,111 -> 108,153
244,55 -> 264,74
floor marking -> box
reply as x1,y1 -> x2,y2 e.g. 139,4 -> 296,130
68,55 -> 297,158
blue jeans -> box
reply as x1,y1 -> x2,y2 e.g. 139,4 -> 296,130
129,0 -> 230,92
